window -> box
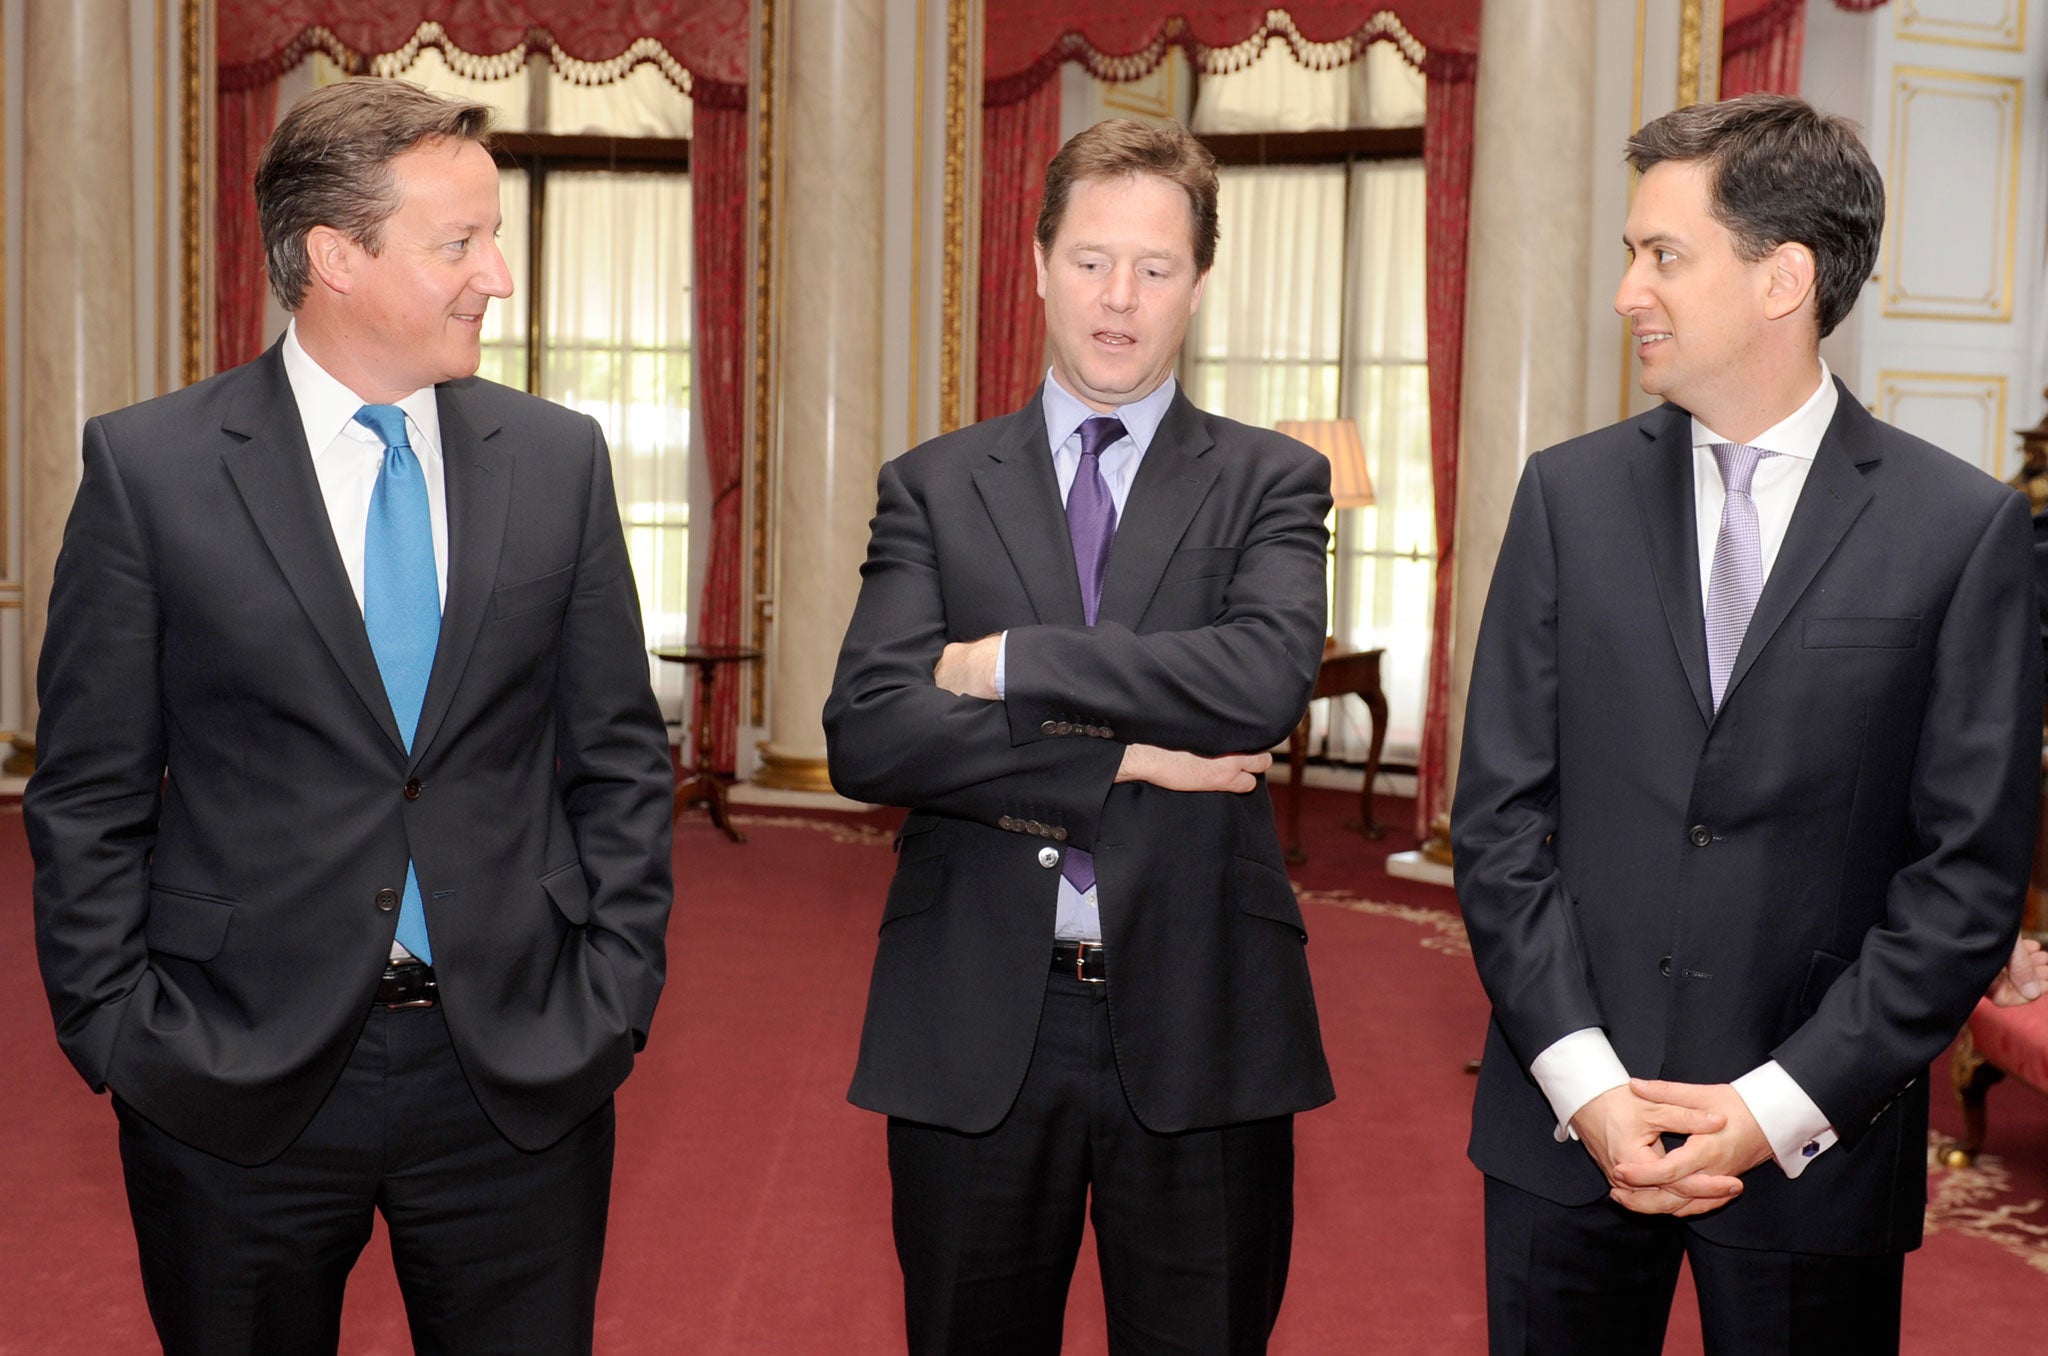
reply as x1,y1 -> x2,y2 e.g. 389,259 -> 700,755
1185,43 -> 1431,769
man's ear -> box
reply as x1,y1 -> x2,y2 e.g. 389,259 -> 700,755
1762,241 -> 1817,325
1033,238 -> 1049,301
304,225 -> 357,298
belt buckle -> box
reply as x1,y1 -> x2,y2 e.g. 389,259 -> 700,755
1075,942 -> 1105,984
379,963 -> 437,1010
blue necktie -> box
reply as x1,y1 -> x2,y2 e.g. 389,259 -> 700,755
1061,415 -> 1125,895
355,404 -> 440,963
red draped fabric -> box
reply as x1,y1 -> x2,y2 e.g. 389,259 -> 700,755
216,84 -> 282,372
1414,53 -> 1473,843
215,1 -> 748,88
210,1 -> 752,769
1721,0 -> 1805,98
689,91 -> 750,774
977,78 -> 1062,422
979,5 -> 1479,837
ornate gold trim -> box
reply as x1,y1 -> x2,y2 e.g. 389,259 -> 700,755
1676,0 -> 1723,107
749,0 -> 782,725
179,0 -> 202,386
1875,369 -> 2010,477
751,745 -> 836,794
1896,0 -> 2026,51
908,0 -> 927,436
939,0 -> 968,433
1882,66 -> 2021,322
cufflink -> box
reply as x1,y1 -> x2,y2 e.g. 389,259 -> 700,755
1801,1141 -> 1819,1158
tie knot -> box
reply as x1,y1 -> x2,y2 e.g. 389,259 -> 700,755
1078,416 -> 1127,461
1710,441 -> 1775,496
354,404 -> 411,450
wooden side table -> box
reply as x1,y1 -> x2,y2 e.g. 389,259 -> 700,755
1283,647 -> 1388,864
652,646 -> 762,843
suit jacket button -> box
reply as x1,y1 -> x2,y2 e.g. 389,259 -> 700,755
998,815 -> 1017,831
1055,721 -> 1073,735
1052,826 -> 1068,841
1038,846 -> 1061,869
1659,955 -> 1674,977
1098,726 -> 1114,739
403,778 -> 422,801
375,888 -> 400,912
1041,720 -> 1058,736
1688,825 -> 1711,847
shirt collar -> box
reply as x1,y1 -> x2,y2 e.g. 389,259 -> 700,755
281,318 -> 443,458
1691,358 -> 1836,463
1041,369 -> 1178,457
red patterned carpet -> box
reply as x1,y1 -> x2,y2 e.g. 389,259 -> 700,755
4,787 -> 2047,1353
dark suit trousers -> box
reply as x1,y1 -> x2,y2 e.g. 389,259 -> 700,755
1483,1175 -> 1904,1356
888,970 -> 1295,1356
115,1004 -> 614,1356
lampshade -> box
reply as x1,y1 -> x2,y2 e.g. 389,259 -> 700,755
1274,420 -> 1374,510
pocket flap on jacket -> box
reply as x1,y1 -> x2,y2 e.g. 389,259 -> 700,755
1799,949 -> 1853,1016
1803,616 -> 1920,649
144,888 -> 234,961
1233,857 -> 1307,937
492,565 -> 575,620
540,862 -> 593,924
1159,546 -> 1241,584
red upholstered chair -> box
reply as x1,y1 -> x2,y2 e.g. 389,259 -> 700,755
1944,997 -> 2048,1166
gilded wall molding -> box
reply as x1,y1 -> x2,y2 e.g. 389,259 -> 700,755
1882,66 -> 2020,321
1897,0 -> 2026,52
179,0 -> 202,387
1876,370 -> 2009,475
938,0 -> 968,433
748,0 -> 782,723
1676,0 -> 1721,107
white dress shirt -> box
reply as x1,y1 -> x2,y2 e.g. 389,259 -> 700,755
280,320 -> 450,609
1529,361 -> 1840,1180
280,320 -> 449,962
992,369 -> 1179,941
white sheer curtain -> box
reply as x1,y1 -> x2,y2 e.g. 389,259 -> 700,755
1184,159 -> 1431,765
1336,160 -> 1430,762
541,172 -> 696,717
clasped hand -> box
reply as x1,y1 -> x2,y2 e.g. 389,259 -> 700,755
1572,1079 -> 1770,1218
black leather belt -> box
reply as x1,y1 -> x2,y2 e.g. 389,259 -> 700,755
374,960 -> 437,1009
1052,940 -> 1106,983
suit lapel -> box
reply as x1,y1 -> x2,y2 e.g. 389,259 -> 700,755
220,344 -> 407,754
974,394 -> 1087,625
1719,383 -> 1876,711
409,383 -> 510,764
1098,391 -> 1218,628
1628,404 -> 1714,725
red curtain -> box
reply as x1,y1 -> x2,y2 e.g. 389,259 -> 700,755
215,1 -> 748,88
977,78 -> 1062,421
690,90 -> 750,774
1414,51 -> 1474,843
1721,0 -> 1805,98
215,83 -> 282,371
979,5 -> 1479,836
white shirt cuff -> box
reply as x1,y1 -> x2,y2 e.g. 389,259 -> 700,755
1529,1028 -> 1631,1143
993,631 -> 1008,700
1731,1060 -> 1836,1179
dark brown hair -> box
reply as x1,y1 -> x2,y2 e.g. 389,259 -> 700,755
255,78 -> 496,310
1626,94 -> 1882,338
1036,118 -> 1220,273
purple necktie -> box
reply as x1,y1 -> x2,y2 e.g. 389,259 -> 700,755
1705,442 -> 1777,713
1061,415 -> 1125,893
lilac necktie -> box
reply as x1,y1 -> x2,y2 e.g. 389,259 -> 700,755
1061,415 -> 1125,893
1705,442 -> 1777,713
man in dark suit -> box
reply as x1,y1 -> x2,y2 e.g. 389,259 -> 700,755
825,118 -> 1334,1354
28,79 -> 674,1354
1454,95 -> 2044,1354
